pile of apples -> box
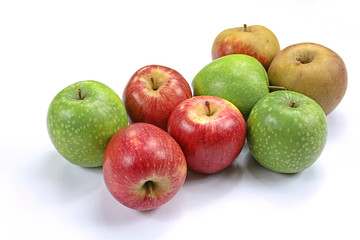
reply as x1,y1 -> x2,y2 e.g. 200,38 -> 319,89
47,24 -> 347,211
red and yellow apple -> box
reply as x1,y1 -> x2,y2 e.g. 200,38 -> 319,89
103,123 -> 187,211
167,96 -> 246,174
123,65 -> 192,131
268,42 -> 347,115
212,24 -> 280,70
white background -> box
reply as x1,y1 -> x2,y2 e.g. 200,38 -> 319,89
1,0 -> 359,239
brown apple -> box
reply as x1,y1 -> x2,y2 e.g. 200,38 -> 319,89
211,24 -> 280,70
268,42 -> 347,115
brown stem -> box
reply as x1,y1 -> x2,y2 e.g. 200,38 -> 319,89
205,101 -> 211,116
296,57 -> 312,64
77,88 -> 84,100
150,77 -> 157,90
268,86 -> 287,91
290,101 -> 296,108
145,181 -> 153,200
243,24 -> 248,32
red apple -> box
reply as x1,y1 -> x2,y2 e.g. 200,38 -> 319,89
103,123 -> 187,211
123,65 -> 192,131
167,96 -> 246,174
212,24 -> 280,70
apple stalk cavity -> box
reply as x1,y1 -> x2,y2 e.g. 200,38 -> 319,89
144,181 -> 154,200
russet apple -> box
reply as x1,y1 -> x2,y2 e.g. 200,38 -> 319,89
212,24 -> 280,70
167,96 -> 246,174
268,42 -> 347,115
103,123 -> 187,211
123,65 -> 192,131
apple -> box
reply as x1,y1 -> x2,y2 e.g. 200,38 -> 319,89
167,96 -> 246,174
268,42 -> 347,115
192,54 -> 269,120
123,65 -> 192,131
212,24 -> 280,70
103,122 -> 187,211
47,80 -> 128,167
247,90 -> 327,173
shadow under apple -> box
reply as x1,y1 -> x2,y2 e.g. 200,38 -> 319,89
180,152 -> 245,210
326,109 -> 347,145
34,150 -> 178,240
245,153 -> 325,206
92,178 -> 185,240
28,150 -> 104,204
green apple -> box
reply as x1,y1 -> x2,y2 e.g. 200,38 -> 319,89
47,80 -> 128,167
247,90 -> 327,173
192,54 -> 269,120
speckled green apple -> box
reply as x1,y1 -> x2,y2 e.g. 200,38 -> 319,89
247,90 -> 327,173
192,54 -> 269,120
47,80 -> 128,167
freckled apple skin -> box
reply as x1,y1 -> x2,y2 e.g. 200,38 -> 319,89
167,96 -> 246,174
212,25 -> 280,70
268,42 -> 347,115
47,80 -> 128,167
247,90 -> 327,173
123,65 -> 192,131
103,123 -> 187,211
192,54 -> 269,120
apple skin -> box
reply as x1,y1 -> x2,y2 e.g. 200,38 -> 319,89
247,90 -> 327,173
103,123 -> 187,211
192,54 -> 269,120
212,24 -> 280,70
167,96 -> 246,174
268,42 -> 347,115
47,80 -> 128,167
123,65 -> 192,131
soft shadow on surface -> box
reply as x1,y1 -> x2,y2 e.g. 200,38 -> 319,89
245,153 -> 325,205
95,186 -> 185,224
30,151 -> 174,239
93,180 -> 183,240
30,150 -> 103,204
326,110 -> 347,144
181,147 -> 249,209
246,155 -> 299,184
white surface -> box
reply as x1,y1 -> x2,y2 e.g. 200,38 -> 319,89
1,1 -> 359,239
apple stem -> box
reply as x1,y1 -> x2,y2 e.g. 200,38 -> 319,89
291,101 -> 296,108
205,101 -> 211,116
268,86 -> 287,91
243,24 -> 247,32
145,181 -> 153,200
77,88 -> 84,100
150,77 -> 157,91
